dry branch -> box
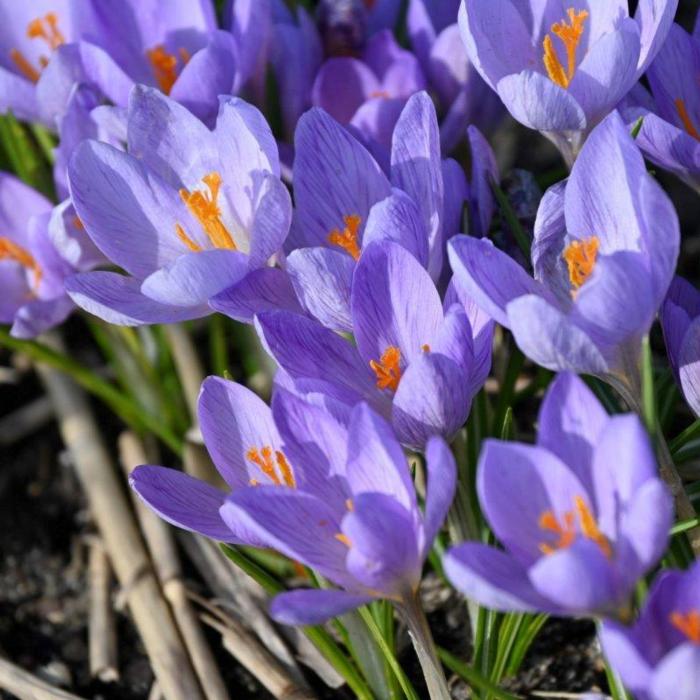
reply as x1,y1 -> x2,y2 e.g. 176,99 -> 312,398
0,656 -> 86,700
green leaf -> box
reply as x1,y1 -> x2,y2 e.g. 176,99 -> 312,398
437,647 -> 522,700
630,116 -> 644,140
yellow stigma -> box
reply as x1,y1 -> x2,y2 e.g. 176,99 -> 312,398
370,346 -> 402,392
675,99 -> 700,142
563,236 -> 599,291
0,237 -> 42,294
175,172 -> 237,252
538,495 -> 611,558
328,214 -> 362,261
543,8 -> 588,89
147,45 -> 190,95
335,533 -> 352,547
10,12 -> 65,83
245,446 -> 296,488
670,610 -> 700,644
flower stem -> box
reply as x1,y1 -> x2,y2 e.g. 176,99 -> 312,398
400,592 -> 452,700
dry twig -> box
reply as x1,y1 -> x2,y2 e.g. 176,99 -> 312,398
87,537 -> 118,682
0,656 -> 85,700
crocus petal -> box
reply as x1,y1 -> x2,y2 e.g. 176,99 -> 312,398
422,436 -> 457,553
496,70 -> 586,132
506,295 -> 609,375
598,622 -> 653,696
221,488 -> 352,586
210,267 -> 303,324
286,247 -> 353,332
248,175 -> 292,268
678,316 -> 700,417
65,271 -> 209,325
392,352 -> 471,450
344,492 -> 421,594
0,68 -> 40,123
390,92 -> 444,279
10,295 -> 73,339
445,543 -> 552,613
198,375 -> 282,490
448,235 -> 551,327
76,41 -> 135,108
129,465 -> 234,541
345,403 -> 417,512
140,249 -> 249,307
650,644 -> 700,700
441,158 -> 469,242
528,539 -> 617,615
351,240 -> 443,365
536,372 -> 607,495
467,125 -> 498,239
0,172 -> 52,241
635,0 -> 679,74
662,277 -> 700,383
431,303 -> 475,376
269,589 -> 372,626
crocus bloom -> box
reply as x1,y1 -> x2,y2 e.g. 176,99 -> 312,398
0,173 -> 88,338
65,86 -> 297,326
407,0 -> 502,151
620,22 -> 700,194
445,372 -> 672,617
257,239 -> 491,451
458,0 -> 678,162
130,375 -> 456,625
312,29 -> 427,151
287,92 -> 494,332
448,111 -> 679,387
660,276 -> 700,418
600,561 -> 700,700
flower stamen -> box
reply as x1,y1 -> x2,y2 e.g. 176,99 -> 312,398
675,99 -> 700,142
670,610 -> 700,644
563,236 -> 599,291
10,12 -> 65,83
147,44 -> 190,95
0,237 -> 42,294
245,446 -> 296,488
370,346 -> 402,392
543,8 -> 588,89
328,214 -> 361,261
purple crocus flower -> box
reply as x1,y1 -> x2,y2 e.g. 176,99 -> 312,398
619,21 -> 700,194
257,239 -> 491,451
660,276 -> 700,418
407,0 -> 503,151
0,173 -> 94,338
458,0 -> 678,163
130,374 -> 456,624
600,561 -> 700,700
448,111 -> 679,391
65,86 -> 296,327
444,372 -> 673,617
312,29 -> 427,151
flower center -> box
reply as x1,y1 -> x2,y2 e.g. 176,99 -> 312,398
175,172 -> 237,252
328,214 -> 361,261
0,237 -> 42,294
147,45 -> 191,95
246,446 -> 296,488
10,12 -> 65,83
670,610 -> 700,644
543,8 -> 588,90
370,346 -> 402,392
563,236 -> 599,292
538,495 -> 611,558
674,99 -> 700,142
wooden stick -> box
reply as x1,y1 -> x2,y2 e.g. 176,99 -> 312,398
0,656 -> 86,700
87,537 -> 118,683
164,325 -> 206,425
0,396 -> 53,446
118,432 -> 230,700
36,341 -> 204,700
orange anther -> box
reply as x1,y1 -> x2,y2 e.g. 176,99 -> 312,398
543,8 -> 588,89
563,236 -> 599,291
670,610 -> 700,644
370,346 -> 402,392
246,446 -> 296,487
0,237 -> 42,294
328,214 -> 362,261
675,99 -> 700,142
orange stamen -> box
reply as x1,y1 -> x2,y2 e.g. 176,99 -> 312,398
575,496 -> 612,559
370,346 -> 402,392
246,446 -> 296,487
675,99 -> 700,142
422,344 -> 431,353
72,216 -> 85,231
563,236 -> 599,291
328,214 -> 361,261
670,610 -> 700,644
345,498 -> 354,511
0,237 -> 42,293
146,44 -> 188,95
543,8 -> 588,89
10,12 -> 65,83
176,172 -> 237,252
335,533 -> 352,547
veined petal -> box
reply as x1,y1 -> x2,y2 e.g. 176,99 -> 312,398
270,589 -> 372,626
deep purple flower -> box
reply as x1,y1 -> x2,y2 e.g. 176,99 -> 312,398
312,29 -> 427,151
448,111 -> 679,385
257,239 -> 492,451
0,173 -> 96,338
445,373 -> 672,617
620,21 -> 700,193
600,561 -> 700,700
458,0 -> 678,162
407,0 -> 503,151
65,86 -> 297,327
131,375 -> 456,623
660,276 -> 700,418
